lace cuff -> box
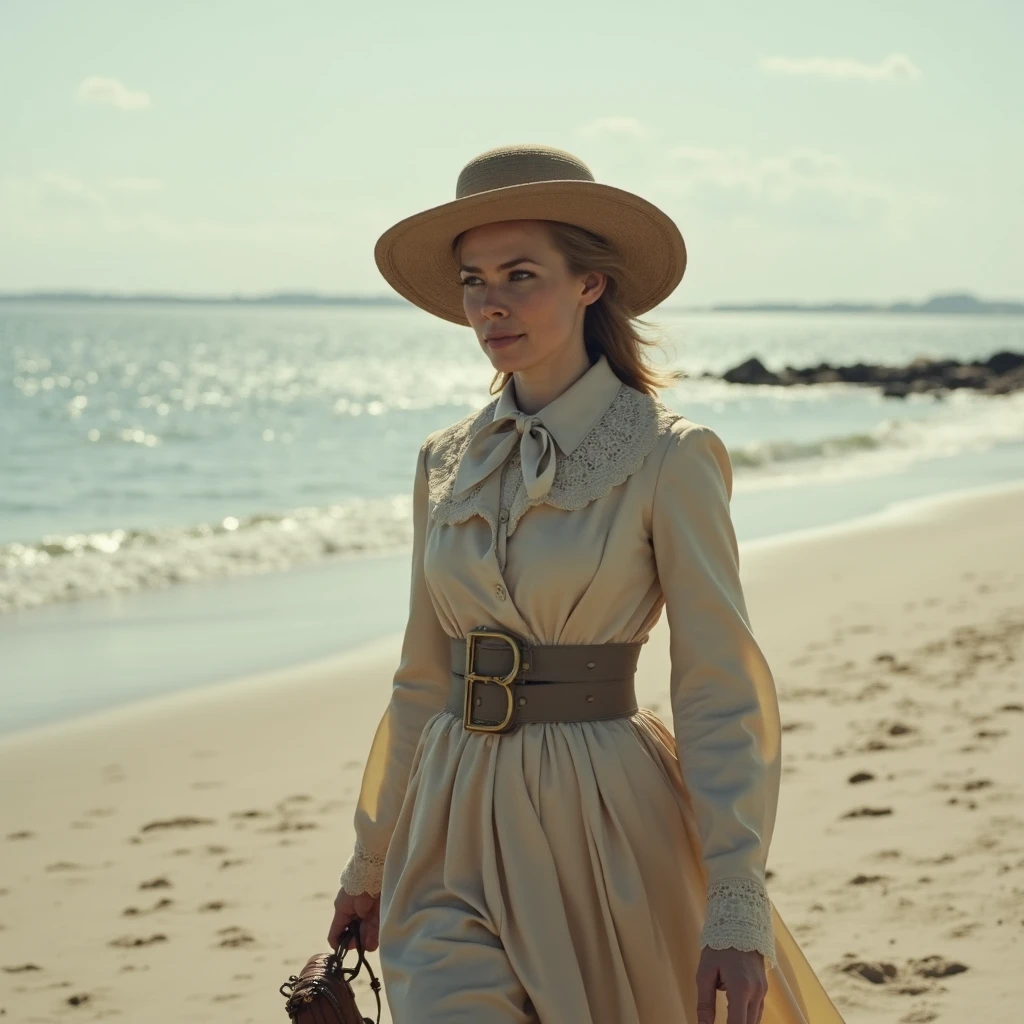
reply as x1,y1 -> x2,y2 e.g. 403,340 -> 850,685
699,877 -> 778,972
338,839 -> 386,897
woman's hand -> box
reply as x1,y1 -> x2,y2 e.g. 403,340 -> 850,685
695,946 -> 768,1024
328,887 -> 381,953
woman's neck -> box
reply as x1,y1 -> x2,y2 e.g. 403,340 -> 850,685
511,341 -> 592,415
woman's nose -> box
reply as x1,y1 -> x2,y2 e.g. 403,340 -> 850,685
479,286 -> 509,319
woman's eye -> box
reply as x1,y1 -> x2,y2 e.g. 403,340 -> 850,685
459,270 -> 533,287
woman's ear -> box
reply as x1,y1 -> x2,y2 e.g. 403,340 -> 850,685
580,271 -> 607,307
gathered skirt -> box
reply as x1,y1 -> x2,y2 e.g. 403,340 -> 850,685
377,705 -> 846,1023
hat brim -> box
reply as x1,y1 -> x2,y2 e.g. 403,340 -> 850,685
373,180 -> 686,326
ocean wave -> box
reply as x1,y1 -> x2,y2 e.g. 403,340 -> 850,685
3,390 -> 1022,616
730,432 -> 881,469
731,389 -> 1024,490
0,498 -> 413,615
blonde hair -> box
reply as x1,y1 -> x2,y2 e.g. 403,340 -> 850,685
453,220 -> 683,397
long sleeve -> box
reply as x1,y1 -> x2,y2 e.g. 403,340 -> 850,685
338,437 -> 452,897
650,422 -> 781,971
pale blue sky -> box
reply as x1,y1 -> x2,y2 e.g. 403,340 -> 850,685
1,0 -> 1020,304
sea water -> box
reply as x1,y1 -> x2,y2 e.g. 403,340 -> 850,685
2,301 -> 1022,615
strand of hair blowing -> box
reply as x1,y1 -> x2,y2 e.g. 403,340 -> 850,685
487,220 -> 685,397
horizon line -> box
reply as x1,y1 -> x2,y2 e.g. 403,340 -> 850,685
0,288 -> 1022,314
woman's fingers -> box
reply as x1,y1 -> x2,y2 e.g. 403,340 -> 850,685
329,890 -> 382,952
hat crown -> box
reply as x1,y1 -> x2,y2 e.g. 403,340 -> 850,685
456,144 -> 595,199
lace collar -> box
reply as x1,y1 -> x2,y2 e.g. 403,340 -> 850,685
427,358 -> 680,539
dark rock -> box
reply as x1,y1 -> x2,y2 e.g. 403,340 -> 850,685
941,364 -> 991,389
986,366 -> 1024,394
717,351 -> 1024,396
836,362 -> 876,383
986,350 -> 1024,376
810,369 -> 843,384
722,357 -> 781,385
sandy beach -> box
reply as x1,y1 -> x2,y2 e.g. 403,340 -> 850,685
2,483 -> 1022,1024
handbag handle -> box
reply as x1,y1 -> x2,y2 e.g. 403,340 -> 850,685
336,921 -> 383,1024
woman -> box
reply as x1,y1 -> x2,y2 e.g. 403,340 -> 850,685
327,144 -> 846,1024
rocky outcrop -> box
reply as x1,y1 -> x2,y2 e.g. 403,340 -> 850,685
715,351 -> 1024,398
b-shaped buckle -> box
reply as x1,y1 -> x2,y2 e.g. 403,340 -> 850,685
463,629 -> 522,733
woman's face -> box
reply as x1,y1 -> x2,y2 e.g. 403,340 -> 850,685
456,220 -> 605,376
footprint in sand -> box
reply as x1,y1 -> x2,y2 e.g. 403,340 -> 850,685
839,953 -> 968,987
975,728 -> 1008,739
841,806 -> 894,819
2,963 -> 42,973
123,898 -> 174,916
909,955 -> 969,979
199,900 -> 227,912
216,926 -> 255,948
229,809 -> 270,821
109,933 -> 168,948
140,816 -> 215,833
6,830 -> 33,840
260,819 -> 318,833
139,876 -> 172,890
781,721 -> 812,733
963,778 -> 993,791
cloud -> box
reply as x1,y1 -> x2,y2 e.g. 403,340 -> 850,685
663,146 -> 890,208
760,54 -> 922,81
577,117 -> 650,141
75,76 -> 152,110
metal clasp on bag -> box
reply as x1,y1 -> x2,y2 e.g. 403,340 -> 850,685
463,628 -> 522,733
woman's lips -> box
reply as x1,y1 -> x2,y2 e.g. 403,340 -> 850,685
486,333 -> 524,349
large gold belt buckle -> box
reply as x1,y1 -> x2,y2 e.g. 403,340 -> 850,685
463,628 -> 522,733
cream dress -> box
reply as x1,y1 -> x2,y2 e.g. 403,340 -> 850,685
340,354 -> 846,1023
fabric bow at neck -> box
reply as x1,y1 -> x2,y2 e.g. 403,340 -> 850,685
451,410 -> 557,501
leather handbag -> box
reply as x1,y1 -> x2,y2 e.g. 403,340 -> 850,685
279,921 -> 382,1023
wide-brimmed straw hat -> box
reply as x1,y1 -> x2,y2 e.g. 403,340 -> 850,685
373,143 -> 687,326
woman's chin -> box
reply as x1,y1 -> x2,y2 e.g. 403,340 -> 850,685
483,339 -> 530,372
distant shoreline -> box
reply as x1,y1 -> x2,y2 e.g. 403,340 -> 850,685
0,290 -> 1021,315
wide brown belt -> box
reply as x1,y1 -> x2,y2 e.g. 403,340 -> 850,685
445,627 -> 645,734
